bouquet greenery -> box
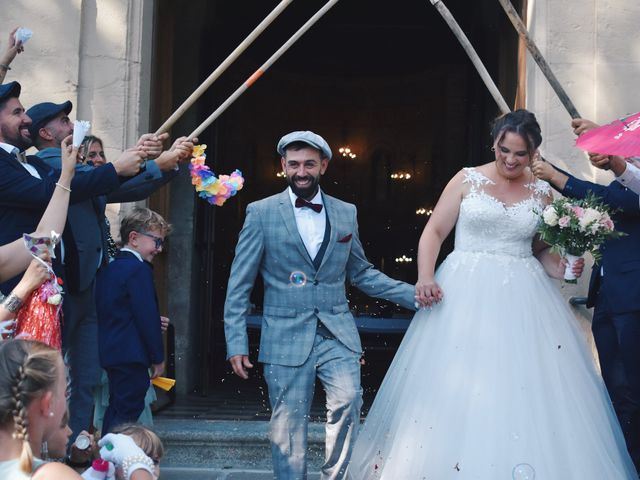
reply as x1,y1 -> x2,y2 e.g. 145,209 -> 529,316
538,194 -> 624,282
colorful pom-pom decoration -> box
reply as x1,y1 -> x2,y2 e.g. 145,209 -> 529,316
189,144 -> 244,206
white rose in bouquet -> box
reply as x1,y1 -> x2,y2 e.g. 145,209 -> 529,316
542,206 -> 559,226
579,207 -> 602,232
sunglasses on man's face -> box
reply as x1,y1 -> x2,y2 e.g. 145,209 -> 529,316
138,231 -> 164,249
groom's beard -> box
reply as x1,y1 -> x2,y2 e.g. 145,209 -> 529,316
287,174 -> 321,200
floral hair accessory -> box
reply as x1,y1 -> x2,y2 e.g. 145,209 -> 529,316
189,144 -> 244,206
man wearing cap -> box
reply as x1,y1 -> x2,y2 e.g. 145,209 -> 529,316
27,99 -> 193,443
0,81 -> 139,294
224,131 -> 415,479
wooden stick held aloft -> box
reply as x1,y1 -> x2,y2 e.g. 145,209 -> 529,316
497,0 -> 581,119
190,0 -> 340,138
155,0 -> 295,135
429,0 -> 510,114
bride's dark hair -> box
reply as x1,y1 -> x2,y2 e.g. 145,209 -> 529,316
491,109 -> 542,156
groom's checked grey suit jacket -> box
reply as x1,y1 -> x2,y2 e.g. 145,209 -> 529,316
224,189 -> 415,367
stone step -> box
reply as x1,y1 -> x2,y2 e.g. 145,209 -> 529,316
160,468 -> 320,480
155,418 -> 324,476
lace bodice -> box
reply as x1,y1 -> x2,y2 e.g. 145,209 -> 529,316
454,167 -> 550,258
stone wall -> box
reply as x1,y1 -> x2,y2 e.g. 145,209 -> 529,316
526,0 -> 640,339
2,0 -> 155,237
2,0 -> 154,160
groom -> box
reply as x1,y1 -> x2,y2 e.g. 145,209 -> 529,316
224,131 -> 415,479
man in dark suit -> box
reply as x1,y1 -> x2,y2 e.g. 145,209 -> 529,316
532,158 -> 640,471
0,81 -> 145,294
27,99 -> 193,442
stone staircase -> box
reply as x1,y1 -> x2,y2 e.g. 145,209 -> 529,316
155,418 -> 324,479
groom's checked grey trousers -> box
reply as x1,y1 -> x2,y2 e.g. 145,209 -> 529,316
264,332 -> 363,480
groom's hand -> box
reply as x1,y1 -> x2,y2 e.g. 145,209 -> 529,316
230,355 -> 254,380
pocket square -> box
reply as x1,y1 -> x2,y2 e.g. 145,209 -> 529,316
337,234 -> 352,243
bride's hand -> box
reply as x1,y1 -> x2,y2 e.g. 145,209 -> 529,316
561,256 -> 586,278
415,278 -> 443,308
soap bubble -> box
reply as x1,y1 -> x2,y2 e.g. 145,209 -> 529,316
289,271 -> 307,287
512,463 -> 535,480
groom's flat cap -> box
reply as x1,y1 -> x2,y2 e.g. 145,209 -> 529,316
277,131 -> 332,161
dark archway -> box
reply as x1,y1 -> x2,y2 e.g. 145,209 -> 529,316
152,0 -> 523,416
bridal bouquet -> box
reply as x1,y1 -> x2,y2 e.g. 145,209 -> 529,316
538,194 -> 623,282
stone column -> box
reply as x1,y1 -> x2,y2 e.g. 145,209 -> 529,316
526,0 -> 640,338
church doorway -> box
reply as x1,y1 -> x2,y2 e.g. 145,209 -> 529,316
152,0 -> 524,417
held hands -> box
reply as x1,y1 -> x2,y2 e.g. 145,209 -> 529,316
229,355 -> 254,380
415,277 -> 443,308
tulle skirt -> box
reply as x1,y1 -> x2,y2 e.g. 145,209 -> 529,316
348,250 -> 637,479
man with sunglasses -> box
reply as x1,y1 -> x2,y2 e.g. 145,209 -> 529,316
26,99 -> 194,448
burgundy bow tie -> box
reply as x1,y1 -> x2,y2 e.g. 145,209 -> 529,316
295,197 -> 323,213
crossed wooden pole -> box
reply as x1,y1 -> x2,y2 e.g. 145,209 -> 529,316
156,0 -> 581,139
189,0 -> 339,138
154,0 -> 294,136
153,0 -> 340,139
430,0 -> 582,119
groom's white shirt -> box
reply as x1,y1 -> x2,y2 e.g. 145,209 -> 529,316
288,186 -> 326,259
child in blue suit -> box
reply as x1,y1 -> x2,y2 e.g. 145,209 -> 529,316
96,207 -> 170,434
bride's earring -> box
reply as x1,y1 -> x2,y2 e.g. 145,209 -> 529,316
491,146 -> 496,152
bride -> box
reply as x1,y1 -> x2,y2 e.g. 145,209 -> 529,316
347,110 -> 637,479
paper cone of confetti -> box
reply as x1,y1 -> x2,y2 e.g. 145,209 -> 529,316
73,120 -> 91,147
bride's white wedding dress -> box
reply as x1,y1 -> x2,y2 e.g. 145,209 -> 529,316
348,168 -> 637,479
